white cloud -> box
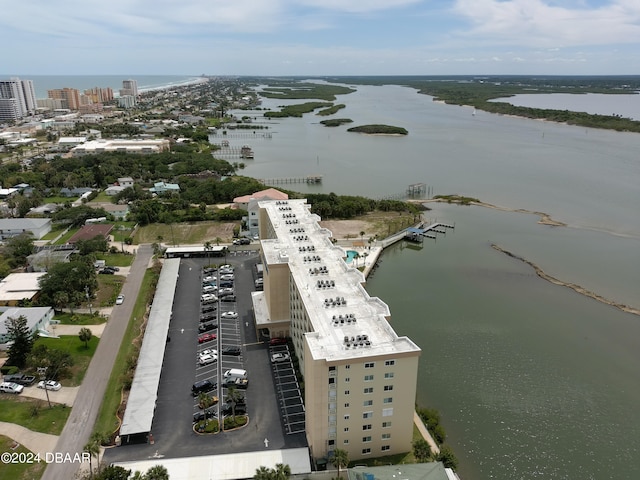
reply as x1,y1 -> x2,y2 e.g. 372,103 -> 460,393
295,0 -> 422,14
452,0 -> 640,48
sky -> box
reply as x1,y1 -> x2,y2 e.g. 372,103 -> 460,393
2,0 -> 640,76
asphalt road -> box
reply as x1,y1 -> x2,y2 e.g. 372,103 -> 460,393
41,245 -> 153,480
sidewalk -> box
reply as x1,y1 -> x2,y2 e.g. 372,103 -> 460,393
0,422 -> 59,457
49,323 -> 107,338
17,386 -> 80,407
413,411 -> 441,455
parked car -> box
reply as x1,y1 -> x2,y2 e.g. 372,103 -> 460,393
224,377 -> 249,389
99,268 -> 115,275
221,346 -> 242,356
200,312 -> 217,322
0,382 -> 24,394
233,238 -> 251,245
221,401 -> 246,416
219,274 -> 234,281
192,379 -> 215,396
198,333 -> 217,344
271,352 -> 290,363
203,276 -> 216,283
203,267 -> 217,274
220,295 -> 237,303
220,311 -> 238,319
115,294 -> 125,305
202,285 -> 217,293
269,337 -> 288,346
219,281 -> 233,288
37,380 -> 62,391
201,294 -> 218,304
199,353 -> 217,366
218,288 -> 234,296
198,322 -> 218,333
193,408 -> 217,423
3,373 -> 36,386
201,303 -> 217,313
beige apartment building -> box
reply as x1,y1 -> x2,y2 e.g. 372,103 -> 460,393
252,199 -> 421,463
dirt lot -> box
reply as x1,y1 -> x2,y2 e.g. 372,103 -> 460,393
132,211 -> 418,245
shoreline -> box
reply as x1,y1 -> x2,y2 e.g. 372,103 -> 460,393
492,244 -> 640,316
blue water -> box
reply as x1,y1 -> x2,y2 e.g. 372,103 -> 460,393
345,250 -> 358,264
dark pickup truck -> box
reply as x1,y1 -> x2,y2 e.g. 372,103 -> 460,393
4,373 -> 37,386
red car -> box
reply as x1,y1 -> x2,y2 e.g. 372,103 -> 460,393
268,337 -> 288,346
198,333 -> 217,344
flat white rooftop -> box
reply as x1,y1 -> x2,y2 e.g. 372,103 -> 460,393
259,199 -> 420,362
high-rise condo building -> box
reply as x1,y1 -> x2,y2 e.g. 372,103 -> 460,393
47,88 -> 81,110
0,78 -> 38,120
120,79 -> 139,97
252,199 -> 421,463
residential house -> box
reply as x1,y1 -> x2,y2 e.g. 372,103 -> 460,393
0,307 -> 54,345
0,218 -> 52,240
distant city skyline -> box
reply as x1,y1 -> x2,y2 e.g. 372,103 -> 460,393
1,0 -> 639,76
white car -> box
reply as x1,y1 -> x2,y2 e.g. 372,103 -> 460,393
220,311 -> 238,319
201,349 -> 218,357
37,380 -> 62,391
199,353 -> 217,365
115,294 -> 125,305
219,274 -> 234,281
0,382 -> 24,394
203,276 -> 217,283
201,294 -> 218,303
271,352 -> 290,363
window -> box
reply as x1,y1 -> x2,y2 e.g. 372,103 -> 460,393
344,414 -> 350,420
385,360 -> 395,366
384,397 -> 393,404
363,400 -> 373,406
344,428 -> 349,432
384,385 -> 393,391
384,372 -> 394,379
345,390 -> 350,395
382,433 -> 391,439
364,387 -> 373,394
344,403 -> 350,408
381,445 -> 391,451
362,424 -> 372,431
363,412 -> 373,419
328,440 -> 335,446
382,408 -> 394,417
362,448 -> 371,455
365,362 -> 374,369
329,366 -> 336,372
345,378 -> 350,383
364,375 -> 374,381
344,439 -> 349,444
345,364 -> 350,369
382,421 -> 392,428
329,378 -> 335,384
362,436 -> 372,442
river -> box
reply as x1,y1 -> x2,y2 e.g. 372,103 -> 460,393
223,83 -> 640,479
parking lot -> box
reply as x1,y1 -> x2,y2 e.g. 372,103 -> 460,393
105,250 -> 307,464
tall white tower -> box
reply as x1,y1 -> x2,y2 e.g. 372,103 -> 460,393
0,77 -> 37,120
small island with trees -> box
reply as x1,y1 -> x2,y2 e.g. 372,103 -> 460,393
347,124 -> 408,135
320,118 -> 353,127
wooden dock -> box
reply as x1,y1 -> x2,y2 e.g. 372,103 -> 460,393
404,222 -> 455,242
261,175 -> 323,185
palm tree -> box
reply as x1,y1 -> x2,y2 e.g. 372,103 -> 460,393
353,252 -> 360,269
144,464 -> 169,480
359,230 -> 365,244
273,463 -> 291,480
331,448 -> 349,479
83,439 -> 99,478
361,251 -> 369,269
204,240 -> 212,265
254,466 -> 273,480
78,327 -> 92,349
225,385 -> 244,423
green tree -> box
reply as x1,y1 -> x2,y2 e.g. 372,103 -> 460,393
79,327 -> 93,348
412,438 -> 432,462
435,445 -> 459,470
273,463 -> 291,480
144,464 -> 169,480
5,315 -> 35,368
83,437 -> 100,478
225,386 -> 244,422
38,260 -> 98,307
330,448 -> 349,478
3,233 -> 35,268
254,466 -> 274,480
29,344 -> 74,380
95,465 -> 131,480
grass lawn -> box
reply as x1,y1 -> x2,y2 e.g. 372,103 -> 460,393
35,335 -> 99,386
89,191 -> 111,203
93,267 -> 156,439
0,435 -> 47,480
95,252 -> 134,267
111,222 -> 136,243
53,228 -> 79,245
53,312 -> 106,325
94,274 -> 125,307
41,225 -> 68,241
134,221 -> 238,245
44,196 -> 78,204
0,399 -> 71,435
